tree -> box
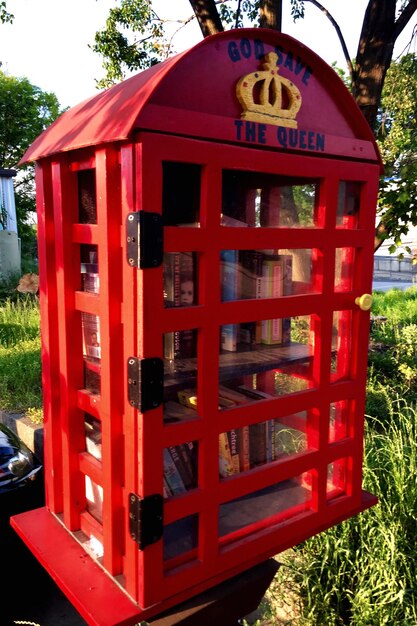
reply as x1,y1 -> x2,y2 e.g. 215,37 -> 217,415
0,71 -> 62,266
93,1 -> 417,251
375,53 -> 417,253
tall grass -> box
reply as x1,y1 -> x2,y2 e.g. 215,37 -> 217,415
0,296 -> 41,411
284,399 -> 417,625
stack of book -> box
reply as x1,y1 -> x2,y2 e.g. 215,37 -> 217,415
220,250 -> 293,351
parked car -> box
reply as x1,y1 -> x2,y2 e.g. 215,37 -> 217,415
0,422 -> 44,531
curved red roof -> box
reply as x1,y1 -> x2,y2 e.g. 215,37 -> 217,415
21,28 -> 381,166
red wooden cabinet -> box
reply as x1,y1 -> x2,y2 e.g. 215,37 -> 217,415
12,29 -> 380,626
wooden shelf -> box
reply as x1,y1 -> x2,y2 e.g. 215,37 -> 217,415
164,342 -> 311,389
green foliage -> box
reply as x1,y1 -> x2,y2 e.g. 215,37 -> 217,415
376,53 -> 417,252
0,70 -> 61,168
0,0 -> 13,24
92,0 -> 168,88
0,70 -> 62,263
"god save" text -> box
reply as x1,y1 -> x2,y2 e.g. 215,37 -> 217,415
228,38 -> 313,86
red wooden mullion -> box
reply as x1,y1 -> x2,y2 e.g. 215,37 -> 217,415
136,139 -> 165,609
35,161 -> 64,514
196,161 -> 224,574
94,147 -> 125,575
120,142 -> 140,601
51,158 -> 85,530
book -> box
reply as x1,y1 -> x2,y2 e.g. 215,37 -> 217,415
163,251 -> 197,359
163,448 -> 187,495
249,421 -> 267,468
168,445 -> 195,490
220,249 -> 239,351
82,313 -> 101,360
178,441 -> 198,487
84,416 -> 102,461
227,429 -> 241,474
85,476 -> 103,523
163,400 -> 198,424
218,387 -> 250,473
261,255 -> 283,345
237,425 -> 250,471
279,254 -> 293,343
218,432 -> 235,478
177,389 -> 198,410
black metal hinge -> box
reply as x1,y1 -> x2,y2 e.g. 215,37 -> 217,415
129,493 -> 163,550
126,211 -> 163,269
127,357 -> 163,412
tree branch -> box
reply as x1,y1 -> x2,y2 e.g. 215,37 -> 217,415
394,0 -> 417,39
188,0 -> 224,37
260,0 -> 282,30
304,0 -> 355,80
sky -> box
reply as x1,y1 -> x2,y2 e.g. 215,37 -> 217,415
0,0 -> 416,110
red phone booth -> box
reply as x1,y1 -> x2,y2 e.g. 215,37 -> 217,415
12,28 -> 380,626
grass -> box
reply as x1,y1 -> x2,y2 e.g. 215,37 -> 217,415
0,293 -> 41,412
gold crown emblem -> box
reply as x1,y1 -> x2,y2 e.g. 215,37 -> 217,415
236,51 -> 302,128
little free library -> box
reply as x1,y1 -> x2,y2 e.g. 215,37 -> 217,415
12,27 -> 381,626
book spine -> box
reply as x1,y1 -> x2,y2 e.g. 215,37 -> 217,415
227,429 -> 240,474
82,313 -> 101,360
237,425 -> 250,471
220,249 -> 239,351
266,419 -> 275,463
163,477 -> 172,498
164,252 -> 197,359
163,448 -> 187,495
249,422 -> 267,468
177,442 -> 197,489
218,432 -> 234,478
168,445 -> 194,490
280,254 -> 293,343
261,258 -> 283,345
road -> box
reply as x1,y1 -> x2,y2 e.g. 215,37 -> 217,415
372,280 -> 416,292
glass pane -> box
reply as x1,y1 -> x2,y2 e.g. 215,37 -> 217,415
82,313 -> 101,360
327,458 -> 349,500
222,170 -> 319,227
219,473 -> 313,538
336,181 -> 360,228
329,401 -> 349,443
331,311 -> 352,380
85,476 -> 103,523
80,244 -> 99,293
163,331 -> 199,421
220,248 -> 320,303
219,411 -> 310,478
84,360 -> 100,395
84,414 -> 102,460
162,162 -> 201,226
335,248 -> 355,292
82,313 -> 101,394
78,170 -> 97,224
163,252 -> 198,308
218,314 -> 315,400
163,514 -> 198,562
163,440 -> 198,497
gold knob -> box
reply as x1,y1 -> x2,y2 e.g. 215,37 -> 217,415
355,293 -> 373,311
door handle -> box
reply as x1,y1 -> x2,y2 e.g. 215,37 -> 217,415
355,293 -> 373,311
